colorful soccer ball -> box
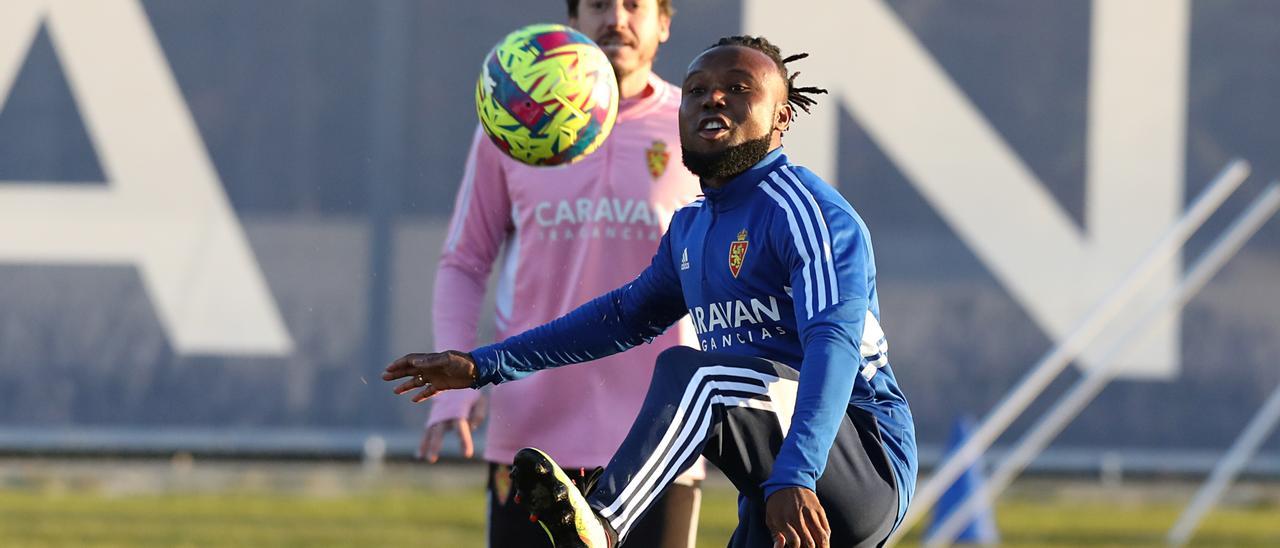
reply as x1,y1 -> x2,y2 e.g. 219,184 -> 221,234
475,24 -> 619,166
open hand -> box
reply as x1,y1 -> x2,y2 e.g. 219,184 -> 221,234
383,351 -> 478,403
766,487 -> 830,548
419,393 -> 488,462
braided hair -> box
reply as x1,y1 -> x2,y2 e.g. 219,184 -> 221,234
708,35 -> 828,114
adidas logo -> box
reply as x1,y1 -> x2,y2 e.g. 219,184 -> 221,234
680,248 -> 690,270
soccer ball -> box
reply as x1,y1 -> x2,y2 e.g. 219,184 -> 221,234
475,24 -> 619,166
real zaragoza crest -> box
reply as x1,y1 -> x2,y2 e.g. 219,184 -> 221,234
646,140 -> 669,179
728,229 -> 749,278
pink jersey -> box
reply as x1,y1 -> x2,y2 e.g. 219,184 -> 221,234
427,75 -> 701,468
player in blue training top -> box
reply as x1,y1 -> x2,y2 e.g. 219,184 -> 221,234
385,35 -> 916,548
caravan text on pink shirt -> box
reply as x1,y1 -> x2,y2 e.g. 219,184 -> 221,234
427,75 -> 701,468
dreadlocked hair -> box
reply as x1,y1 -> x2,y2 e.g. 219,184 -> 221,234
709,35 -> 828,114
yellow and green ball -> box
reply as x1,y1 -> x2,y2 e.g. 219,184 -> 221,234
475,24 -> 619,166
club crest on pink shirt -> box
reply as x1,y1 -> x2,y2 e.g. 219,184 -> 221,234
646,140 -> 670,179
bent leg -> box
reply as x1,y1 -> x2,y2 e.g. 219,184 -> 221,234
585,346 -> 897,547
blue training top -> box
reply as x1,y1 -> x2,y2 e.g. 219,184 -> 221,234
470,148 -> 917,524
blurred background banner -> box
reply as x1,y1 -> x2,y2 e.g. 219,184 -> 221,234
1,0 -> 1277,465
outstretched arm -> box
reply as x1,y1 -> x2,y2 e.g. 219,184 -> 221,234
386,228 -> 688,400
469,247 -> 687,385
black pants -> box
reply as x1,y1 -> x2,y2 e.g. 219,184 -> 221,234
586,346 -> 899,548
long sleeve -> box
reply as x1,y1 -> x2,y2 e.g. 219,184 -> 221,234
426,127 -> 512,428
761,191 -> 871,498
469,227 -> 688,386
424,265 -> 489,427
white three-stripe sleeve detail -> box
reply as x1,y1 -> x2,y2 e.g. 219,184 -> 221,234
769,172 -> 829,313
781,166 -> 839,307
759,180 -> 816,319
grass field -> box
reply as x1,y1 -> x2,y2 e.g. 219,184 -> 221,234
1,459 -> 1278,547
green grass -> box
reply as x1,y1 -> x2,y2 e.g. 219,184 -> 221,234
0,482 -> 1277,547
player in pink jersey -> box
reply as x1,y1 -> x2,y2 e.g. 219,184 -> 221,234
422,1 -> 702,546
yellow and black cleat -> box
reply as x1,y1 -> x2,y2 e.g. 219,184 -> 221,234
511,447 -> 611,548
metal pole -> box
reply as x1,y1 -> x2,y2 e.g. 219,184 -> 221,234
1168,373 -> 1280,544
924,182 -> 1280,546
888,159 -> 1250,545
365,0 -> 412,369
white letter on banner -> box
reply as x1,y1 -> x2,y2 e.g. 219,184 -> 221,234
744,0 -> 1188,378
0,0 -> 293,356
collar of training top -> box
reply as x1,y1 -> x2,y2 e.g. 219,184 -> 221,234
700,147 -> 788,211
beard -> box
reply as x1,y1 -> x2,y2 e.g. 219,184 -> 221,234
681,135 -> 773,181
